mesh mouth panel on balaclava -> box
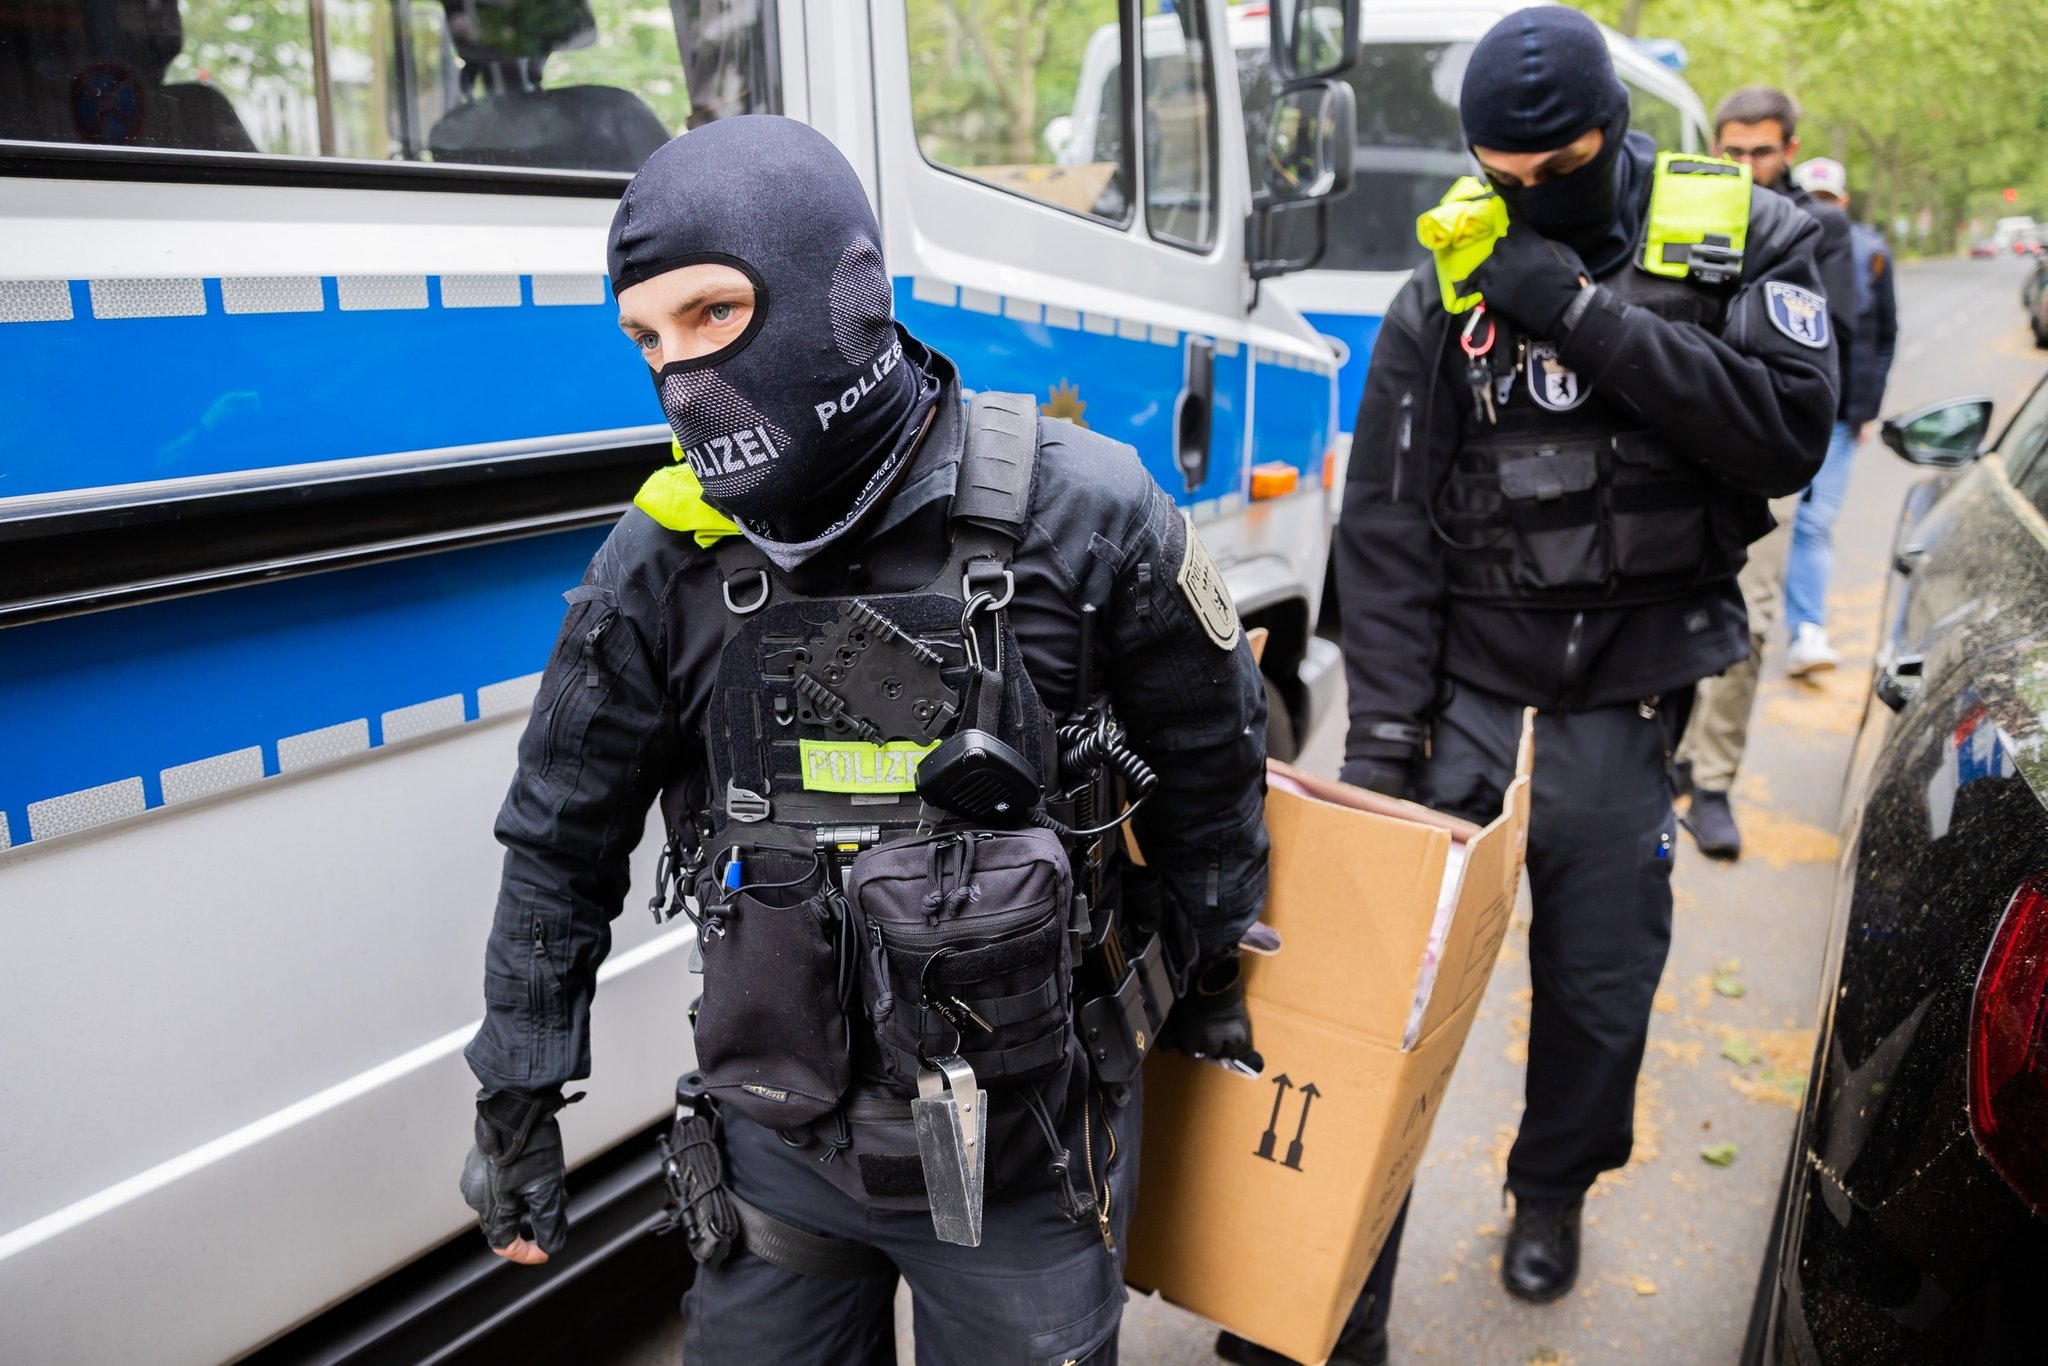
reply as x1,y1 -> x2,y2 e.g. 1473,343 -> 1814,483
608,115 -> 935,565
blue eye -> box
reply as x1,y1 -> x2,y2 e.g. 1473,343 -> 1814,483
709,302 -> 735,323
636,333 -> 659,351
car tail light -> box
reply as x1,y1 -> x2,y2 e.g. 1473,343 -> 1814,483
1969,874 -> 2048,1218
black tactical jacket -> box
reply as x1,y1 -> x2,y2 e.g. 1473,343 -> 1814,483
466,348 -> 1270,1097
1339,178 -> 1837,772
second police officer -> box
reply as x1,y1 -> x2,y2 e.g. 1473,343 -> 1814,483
455,116 -> 1269,1364
1234,10 -> 1836,1362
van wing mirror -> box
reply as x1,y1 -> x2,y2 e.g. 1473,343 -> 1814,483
1248,81 -> 1355,281
1268,0 -> 1360,83
1261,80 -> 1356,204
1881,396 -> 1994,468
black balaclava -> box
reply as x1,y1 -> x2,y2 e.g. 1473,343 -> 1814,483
1459,6 -> 1647,277
607,115 -> 936,568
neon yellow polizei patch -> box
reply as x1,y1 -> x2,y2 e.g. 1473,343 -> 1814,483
633,442 -> 741,546
798,739 -> 939,794
1416,175 -> 1508,315
1641,150 -> 1751,280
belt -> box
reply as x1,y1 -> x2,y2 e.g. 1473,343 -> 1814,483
731,1193 -> 897,1279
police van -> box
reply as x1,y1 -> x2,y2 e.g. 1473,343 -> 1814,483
1232,0 -> 1712,442
0,1 -> 1355,1359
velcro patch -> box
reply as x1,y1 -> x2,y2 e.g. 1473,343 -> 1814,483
1764,281 -> 1830,349
798,739 -> 938,793
1176,512 -> 1241,651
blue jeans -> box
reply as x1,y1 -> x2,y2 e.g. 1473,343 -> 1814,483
1783,421 -> 1858,635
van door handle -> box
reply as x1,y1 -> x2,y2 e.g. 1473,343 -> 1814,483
1874,654 -> 1924,713
1175,337 -> 1215,494
1893,542 -> 1927,577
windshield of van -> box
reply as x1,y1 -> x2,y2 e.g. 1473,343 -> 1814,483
1240,38 -> 1475,274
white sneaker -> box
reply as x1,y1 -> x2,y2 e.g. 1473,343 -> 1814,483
1786,622 -> 1840,677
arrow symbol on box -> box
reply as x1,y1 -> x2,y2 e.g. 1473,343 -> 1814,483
1283,1082 -> 1320,1171
1254,1073 -> 1292,1162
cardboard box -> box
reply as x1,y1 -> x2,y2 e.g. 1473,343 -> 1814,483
1125,720 -> 1532,1364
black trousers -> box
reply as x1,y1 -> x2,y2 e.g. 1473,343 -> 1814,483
682,1079 -> 1141,1365
1335,680 -> 1688,1347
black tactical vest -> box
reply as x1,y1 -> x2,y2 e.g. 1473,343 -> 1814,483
1436,237 -> 1774,608
663,394 -> 1110,1214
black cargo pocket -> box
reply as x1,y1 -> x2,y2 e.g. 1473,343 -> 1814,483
1028,1281 -> 1126,1366
470,968 -> 535,1084
1498,447 -> 1608,590
847,826 -> 1074,1088
692,847 -> 852,1129
1608,438 -> 1711,581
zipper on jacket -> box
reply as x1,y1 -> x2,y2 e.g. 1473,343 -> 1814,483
582,613 -> 615,688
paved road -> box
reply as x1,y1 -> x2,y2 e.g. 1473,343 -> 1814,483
596,254 -> 2046,1366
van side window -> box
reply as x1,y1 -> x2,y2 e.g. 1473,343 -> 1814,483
0,0 -> 778,175
1626,80 -> 1689,155
1140,0 -> 1217,252
905,1 -> 1131,227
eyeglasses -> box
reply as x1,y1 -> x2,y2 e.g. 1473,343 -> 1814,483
1718,144 -> 1784,162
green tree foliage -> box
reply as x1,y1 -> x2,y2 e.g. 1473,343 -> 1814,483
906,0 -> 1116,166
1582,0 -> 2048,245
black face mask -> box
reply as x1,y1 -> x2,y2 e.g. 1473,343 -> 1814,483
1486,111 -> 1634,275
609,116 -> 936,566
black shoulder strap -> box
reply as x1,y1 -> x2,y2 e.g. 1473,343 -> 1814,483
952,391 -> 1039,562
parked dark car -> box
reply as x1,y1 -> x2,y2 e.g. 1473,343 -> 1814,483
2025,254 -> 2048,348
1743,377 -> 2048,1365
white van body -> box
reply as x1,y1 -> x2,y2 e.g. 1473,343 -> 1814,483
0,2 -> 1338,1360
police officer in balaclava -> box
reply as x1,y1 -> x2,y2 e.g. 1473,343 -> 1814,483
1221,11 -> 1836,1364
456,116 -> 1269,1362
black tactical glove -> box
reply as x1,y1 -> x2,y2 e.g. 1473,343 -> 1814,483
1340,757 -> 1415,801
1470,224 -> 1590,337
460,1088 -> 580,1256
1165,952 -> 1264,1073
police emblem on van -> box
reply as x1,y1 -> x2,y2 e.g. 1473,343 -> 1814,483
1764,282 -> 1830,349
1525,342 -> 1586,412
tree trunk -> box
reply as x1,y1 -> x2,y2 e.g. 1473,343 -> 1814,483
1620,0 -> 1650,38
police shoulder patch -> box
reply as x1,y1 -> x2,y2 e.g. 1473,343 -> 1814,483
1764,281 -> 1830,349
1176,512 -> 1241,651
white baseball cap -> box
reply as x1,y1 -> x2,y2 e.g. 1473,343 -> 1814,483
1793,158 -> 1847,198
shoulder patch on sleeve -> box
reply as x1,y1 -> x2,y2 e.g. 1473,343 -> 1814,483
1176,512 -> 1241,651
1764,281 -> 1831,349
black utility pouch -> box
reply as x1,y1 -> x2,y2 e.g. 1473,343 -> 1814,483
1498,446 -> 1610,591
691,847 -> 853,1128
846,826 -> 1075,1088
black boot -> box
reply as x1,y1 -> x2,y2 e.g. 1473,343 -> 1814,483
1501,1194 -> 1584,1304
1216,1327 -> 1388,1366
1682,788 -> 1742,860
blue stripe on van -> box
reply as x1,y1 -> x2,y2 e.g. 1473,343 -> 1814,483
1303,309 -> 1385,436
0,277 -> 651,500
0,528 -> 605,847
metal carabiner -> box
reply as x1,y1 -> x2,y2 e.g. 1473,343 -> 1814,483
1459,302 -> 1496,359
959,590 -> 996,674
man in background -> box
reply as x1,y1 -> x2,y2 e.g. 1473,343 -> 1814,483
1783,156 -> 1899,671
1676,86 -> 1856,859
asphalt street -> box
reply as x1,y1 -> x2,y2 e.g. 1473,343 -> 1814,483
595,253 -> 2047,1366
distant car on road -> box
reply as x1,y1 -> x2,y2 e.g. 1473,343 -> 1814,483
1741,378 -> 2048,1365
1969,240 -> 2001,259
